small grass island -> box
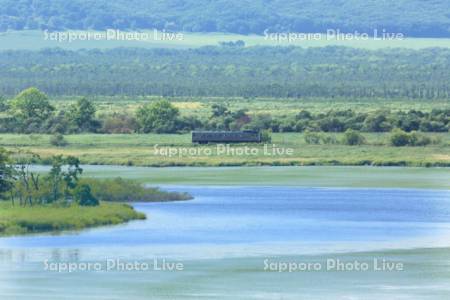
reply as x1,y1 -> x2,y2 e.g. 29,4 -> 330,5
0,151 -> 193,237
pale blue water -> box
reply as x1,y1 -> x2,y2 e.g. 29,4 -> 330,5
1,186 -> 450,299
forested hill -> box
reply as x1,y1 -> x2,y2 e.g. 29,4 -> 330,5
0,0 -> 449,37
0,46 -> 449,98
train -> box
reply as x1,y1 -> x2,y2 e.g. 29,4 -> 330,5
192,131 -> 261,144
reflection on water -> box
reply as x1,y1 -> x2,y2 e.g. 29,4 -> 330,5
1,187 -> 450,299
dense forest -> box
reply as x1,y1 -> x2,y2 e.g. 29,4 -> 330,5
0,0 -> 449,37
0,46 -> 449,99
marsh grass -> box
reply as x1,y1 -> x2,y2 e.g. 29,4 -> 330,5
0,202 -> 146,236
0,133 -> 449,167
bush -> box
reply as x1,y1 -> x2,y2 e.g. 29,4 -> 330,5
260,130 -> 272,143
304,130 -> 321,144
342,129 -> 366,146
408,131 -> 432,146
74,184 -> 99,206
50,134 -> 68,147
389,129 -> 432,147
0,96 -> 9,112
320,134 -> 338,145
389,129 -> 410,146
100,113 -> 137,133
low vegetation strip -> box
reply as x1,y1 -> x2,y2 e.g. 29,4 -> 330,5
0,202 -> 146,236
81,177 -> 193,202
2,133 -> 448,167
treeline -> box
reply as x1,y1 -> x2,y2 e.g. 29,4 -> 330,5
0,0 -> 449,37
0,47 -> 449,99
0,149 -> 192,207
0,150 -> 99,207
0,88 -> 448,134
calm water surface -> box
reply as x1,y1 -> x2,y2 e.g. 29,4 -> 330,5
1,186 -> 450,299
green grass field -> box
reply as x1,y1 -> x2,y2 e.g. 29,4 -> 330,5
2,30 -> 450,50
45,97 -> 450,119
0,202 -> 145,236
1,133 -> 449,167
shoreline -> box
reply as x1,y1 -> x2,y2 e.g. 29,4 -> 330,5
22,160 -> 450,168
0,202 -> 147,237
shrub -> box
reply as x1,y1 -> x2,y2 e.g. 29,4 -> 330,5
101,113 -> 137,133
389,129 -> 410,146
260,130 -> 272,143
389,129 -> 432,147
0,96 -> 9,112
408,131 -> 432,146
320,134 -> 338,145
304,130 -> 321,144
342,129 -> 366,146
74,184 -> 99,206
50,134 -> 68,147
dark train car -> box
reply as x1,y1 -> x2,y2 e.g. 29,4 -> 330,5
192,131 -> 261,144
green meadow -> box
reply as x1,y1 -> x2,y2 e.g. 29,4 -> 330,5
2,30 -> 450,50
1,132 -> 449,167
46,97 -> 450,119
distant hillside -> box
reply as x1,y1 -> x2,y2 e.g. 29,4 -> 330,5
0,0 -> 449,37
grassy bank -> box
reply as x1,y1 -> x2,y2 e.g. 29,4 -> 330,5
1,133 -> 449,167
0,202 -> 146,236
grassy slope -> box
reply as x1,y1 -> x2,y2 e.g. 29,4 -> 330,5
1,31 -> 450,51
0,202 -> 146,236
1,133 -> 449,167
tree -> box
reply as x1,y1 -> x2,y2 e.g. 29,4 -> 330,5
63,156 -> 83,199
74,184 -> 99,206
46,155 -> 82,203
211,104 -> 229,117
68,98 -> 100,132
0,95 -> 9,112
48,155 -> 64,202
363,111 -> 392,132
13,151 -> 41,206
12,87 -> 54,120
0,148 -> 14,201
136,100 -> 179,133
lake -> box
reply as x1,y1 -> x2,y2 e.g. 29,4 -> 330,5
1,171 -> 450,299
